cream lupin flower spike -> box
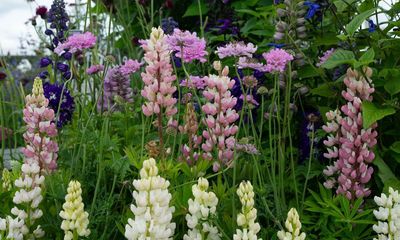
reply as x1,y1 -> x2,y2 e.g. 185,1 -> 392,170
277,208 -> 306,240
60,180 -> 90,240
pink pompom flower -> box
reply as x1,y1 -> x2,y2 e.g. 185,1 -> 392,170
86,64 -> 104,75
166,28 -> 208,63
55,32 -> 97,55
120,59 -> 143,76
216,41 -> 257,59
262,48 -> 294,73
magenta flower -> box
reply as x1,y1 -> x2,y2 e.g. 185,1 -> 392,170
55,32 -> 96,55
21,78 -> 58,172
216,41 -> 257,59
317,48 -> 335,67
86,64 -> 104,75
262,48 -> 294,73
323,67 -> 377,200
166,28 -> 208,63
120,59 -> 143,76
201,64 -> 239,171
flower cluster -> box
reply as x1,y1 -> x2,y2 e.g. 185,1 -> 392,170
274,0 -> 307,66
60,180 -> 91,240
277,208 -> 306,240
372,187 -> 400,240
161,17 -> 179,35
1,168 -> 12,191
180,75 -> 207,90
233,181 -> 261,240
22,78 -> 59,172
0,78 -> 57,239
120,59 -> 143,76
141,27 -> 177,117
46,0 -> 69,46
99,66 -> 134,111
39,0 -> 72,80
323,67 -> 377,200
262,49 -> 294,73
184,177 -> 221,240
316,48 -> 335,67
86,64 -> 104,75
216,42 -> 257,59
54,32 -> 97,55
166,28 -> 208,63
178,103 -> 202,165
125,158 -> 175,239
43,82 -> 75,128
201,64 -> 239,171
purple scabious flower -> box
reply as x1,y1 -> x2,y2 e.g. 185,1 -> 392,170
262,49 -> 294,73
43,82 -> 75,128
86,64 -> 104,75
98,66 -> 133,111
161,17 -> 179,35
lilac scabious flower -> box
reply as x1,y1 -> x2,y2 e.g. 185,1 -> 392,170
323,67 -> 377,200
262,49 -> 294,73
54,32 -> 96,55
180,75 -> 207,89
120,59 -> 143,76
166,29 -> 208,63
237,57 -> 266,72
86,64 -> 104,75
216,42 -> 257,59
202,64 -> 239,171
316,48 -> 335,67
98,66 -> 133,111
236,143 -> 260,155
43,82 -> 75,128
161,17 -> 179,35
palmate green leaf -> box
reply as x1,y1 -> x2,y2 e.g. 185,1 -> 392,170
183,0 -> 209,17
321,50 -> 356,69
345,8 -> 377,36
362,101 -> 396,128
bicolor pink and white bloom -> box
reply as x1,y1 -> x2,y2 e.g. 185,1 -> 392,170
22,77 -> 58,172
86,64 -> 104,75
216,42 -> 257,59
323,67 -> 377,200
55,32 -> 96,55
0,78 -> 56,239
166,28 -> 207,63
141,27 -> 177,118
262,49 -> 294,73
317,48 -> 335,67
201,63 -> 239,171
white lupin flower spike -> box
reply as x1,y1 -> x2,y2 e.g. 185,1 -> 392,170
372,187 -> 400,240
233,181 -> 261,240
125,158 -> 176,240
183,177 -> 221,240
277,208 -> 306,240
59,180 -> 91,240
